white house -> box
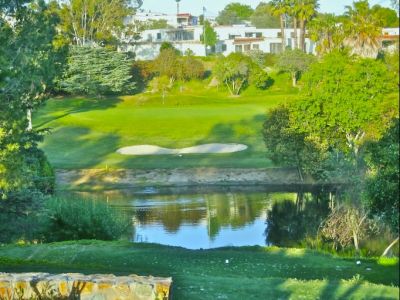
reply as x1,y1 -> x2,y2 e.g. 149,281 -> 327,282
123,24 -> 316,60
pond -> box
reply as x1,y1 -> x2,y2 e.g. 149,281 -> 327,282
73,187 -> 333,250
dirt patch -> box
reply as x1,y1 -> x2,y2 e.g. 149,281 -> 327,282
55,167 -> 316,191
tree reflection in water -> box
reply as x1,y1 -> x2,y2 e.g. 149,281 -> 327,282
134,193 -> 269,238
265,192 -> 331,247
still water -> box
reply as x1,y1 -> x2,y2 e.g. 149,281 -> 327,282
77,187 -> 330,249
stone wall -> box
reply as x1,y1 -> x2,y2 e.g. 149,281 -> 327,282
0,272 -> 172,300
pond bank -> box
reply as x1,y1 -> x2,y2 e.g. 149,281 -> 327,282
55,167 -> 341,191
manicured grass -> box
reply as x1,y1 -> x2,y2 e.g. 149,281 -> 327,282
34,75 -> 297,169
0,241 -> 398,299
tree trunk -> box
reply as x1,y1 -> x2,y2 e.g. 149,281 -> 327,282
293,17 -> 298,49
353,229 -> 360,253
280,14 -> 286,52
292,72 -> 297,87
27,108 -> 32,131
381,237 -> 399,257
299,19 -> 305,52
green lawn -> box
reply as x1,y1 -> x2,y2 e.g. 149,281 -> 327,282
0,241 -> 398,299
34,76 -> 297,169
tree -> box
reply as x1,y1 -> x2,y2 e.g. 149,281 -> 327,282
275,49 -> 315,87
291,52 -> 397,162
58,0 -> 133,47
343,1 -> 382,58
216,2 -> 254,25
1,0 -> 64,199
214,53 -> 269,95
152,48 -> 180,84
308,13 -> 344,56
295,0 -> 319,52
270,0 -> 290,51
61,46 -> 135,95
371,5 -> 399,28
364,119 -> 399,240
250,2 -> 280,28
200,21 -> 218,47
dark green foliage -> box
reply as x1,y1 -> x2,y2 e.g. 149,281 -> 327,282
216,2 -> 254,25
371,4 -> 399,27
200,21 -> 217,47
266,194 -> 330,247
364,119 -> 399,234
159,42 -> 180,54
265,51 -> 397,180
1,0 -> 62,199
131,60 -> 155,91
251,2 -> 280,28
61,46 -> 135,95
41,197 -> 131,242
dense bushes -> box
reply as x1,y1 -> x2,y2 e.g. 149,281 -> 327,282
60,46 -> 135,95
41,197 -> 131,242
152,48 -> 205,83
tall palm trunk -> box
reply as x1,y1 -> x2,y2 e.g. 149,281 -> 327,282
293,16 -> 298,49
299,18 -> 306,51
280,14 -> 286,52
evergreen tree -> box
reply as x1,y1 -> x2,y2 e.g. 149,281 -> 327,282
61,46 -> 135,95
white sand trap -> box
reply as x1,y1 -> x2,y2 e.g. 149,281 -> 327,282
116,143 -> 248,156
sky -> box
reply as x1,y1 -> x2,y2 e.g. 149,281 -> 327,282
139,0 -> 394,17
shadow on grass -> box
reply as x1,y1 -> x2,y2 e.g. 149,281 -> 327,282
34,96 -> 122,129
0,241 -> 398,299
42,126 -> 120,169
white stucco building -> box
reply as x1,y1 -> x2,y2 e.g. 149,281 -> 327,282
122,24 -> 316,60
121,12 -> 399,61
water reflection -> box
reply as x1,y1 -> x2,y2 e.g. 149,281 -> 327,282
129,193 -> 271,248
72,189 -> 331,249
265,193 -> 330,247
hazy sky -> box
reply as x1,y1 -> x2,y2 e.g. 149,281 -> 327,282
140,0 -> 394,16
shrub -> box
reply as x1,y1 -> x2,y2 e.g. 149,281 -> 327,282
41,197 -> 131,242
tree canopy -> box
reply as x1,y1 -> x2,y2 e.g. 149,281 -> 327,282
61,46 -> 135,95
275,49 -> 316,87
250,2 -> 280,28
265,51 -> 398,179
1,0 -> 63,198
216,2 -> 254,25
58,0 -> 133,47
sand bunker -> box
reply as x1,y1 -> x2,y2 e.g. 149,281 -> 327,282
116,143 -> 248,156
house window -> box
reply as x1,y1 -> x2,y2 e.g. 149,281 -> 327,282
244,44 -> 251,52
270,43 -> 282,54
253,44 -> 260,50
222,44 -> 227,51
157,33 -> 161,40
256,32 -> 262,38
245,32 -> 253,37
235,45 -> 243,52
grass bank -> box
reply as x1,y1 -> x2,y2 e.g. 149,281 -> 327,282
34,76 -> 297,170
0,241 -> 398,299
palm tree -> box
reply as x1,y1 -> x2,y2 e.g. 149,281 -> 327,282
308,13 -> 344,56
271,0 -> 290,52
296,0 -> 319,52
288,0 -> 299,49
343,0 -> 382,58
